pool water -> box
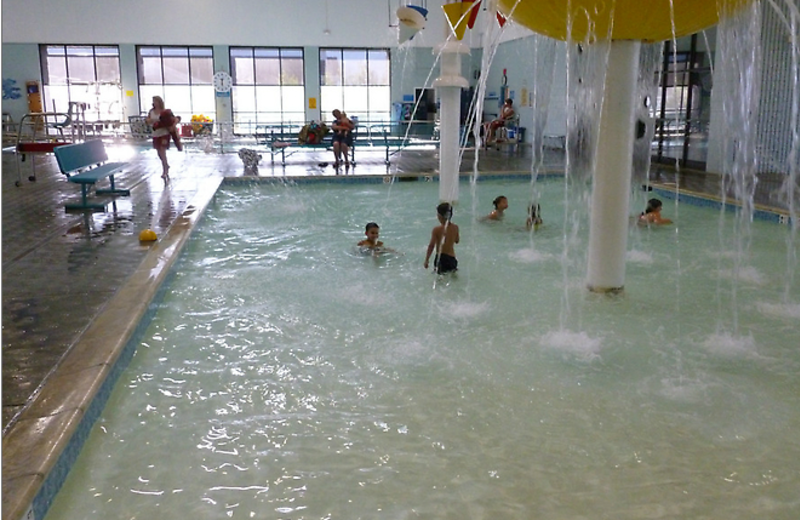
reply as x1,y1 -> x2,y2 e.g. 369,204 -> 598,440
47,179 -> 800,519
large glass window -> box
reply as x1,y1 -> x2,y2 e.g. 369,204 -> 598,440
652,36 -> 709,169
137,46 -> 215,123
230,47 -> 305,132
40,45 -> 123,124
320,48 -> 391,124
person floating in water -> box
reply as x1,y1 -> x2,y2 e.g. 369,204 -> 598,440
638,198 -> 673,225
482,195 -> 508,221
358,222 -> 384,249
424,202 -> 460,274
526,203 -> 543,230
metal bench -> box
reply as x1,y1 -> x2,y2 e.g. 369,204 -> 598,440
255,123 -> 356,166
54,140 -> 130,211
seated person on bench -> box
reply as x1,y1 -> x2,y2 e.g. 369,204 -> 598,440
331,109 -> 354,169
484,98 -> 515,146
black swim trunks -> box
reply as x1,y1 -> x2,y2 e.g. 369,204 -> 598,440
434,253 -> 458,274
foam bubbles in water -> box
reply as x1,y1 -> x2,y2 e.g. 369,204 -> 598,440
756,301 -> 800,320
717,266 -> 767,285
656,376 -> 710,403
440,300 -> 490,319
539,330 -> 603,362
338,284 -> 389,307
700,332 -> 758,358
626,249 -> 654,264
509,248 -> 550,263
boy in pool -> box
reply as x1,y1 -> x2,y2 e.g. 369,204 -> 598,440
358,222 -> 384,250
526,203 -> 543,230
639,198 -> 673,225
424,202 -> 460,274
482,195 -> 508,221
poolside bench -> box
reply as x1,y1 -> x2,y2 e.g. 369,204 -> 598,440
54,139 -> 131,211
365,122 -> 440,164
255,124 -> 356,166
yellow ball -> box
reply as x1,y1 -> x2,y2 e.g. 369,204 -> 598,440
497,0 -> 750,42
139,229 -> 158,242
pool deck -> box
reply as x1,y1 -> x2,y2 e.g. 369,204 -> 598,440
0,139 -> 790,520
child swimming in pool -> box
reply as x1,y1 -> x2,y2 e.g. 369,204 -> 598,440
357,222 -> 397,255
358,222 -> 384,249
424,202 -> 460,274
482,195 -> 508,221
638,198 -> 672,225
526,203 -> 543,230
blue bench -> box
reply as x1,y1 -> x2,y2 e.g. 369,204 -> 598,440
54,140 -> 130,211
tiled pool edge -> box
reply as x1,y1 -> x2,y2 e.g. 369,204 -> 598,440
653,185 -> 792,225
1,178 -> 223,520
3,174 -> 790,520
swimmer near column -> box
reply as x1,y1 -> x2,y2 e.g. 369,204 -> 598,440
496,0 -> 751,293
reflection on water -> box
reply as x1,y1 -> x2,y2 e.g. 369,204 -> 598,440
48,181 -> 799,520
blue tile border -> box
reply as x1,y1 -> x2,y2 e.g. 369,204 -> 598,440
31,268 -> 178,520
13,178 -> 225,520
653,187 -> 790,225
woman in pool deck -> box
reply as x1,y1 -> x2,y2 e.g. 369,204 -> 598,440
639,198 -> 673,225
482,195 -> 509,221
331,109 -> 355,169
146,95 -> 181,181
424,202 -> 460,274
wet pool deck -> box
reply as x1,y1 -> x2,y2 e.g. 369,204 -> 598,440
0,139 -> 789,520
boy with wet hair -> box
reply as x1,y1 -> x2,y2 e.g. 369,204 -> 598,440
358,222 -> 384,249
424,202 -> 460,274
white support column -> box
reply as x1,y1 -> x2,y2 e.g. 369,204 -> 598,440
433,41 -> 469,203
586,40 -> 641,293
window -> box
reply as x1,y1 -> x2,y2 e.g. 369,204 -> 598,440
40,45 -> 123,123
137,46 -> 215,123
320,48 -> 391,124
230,47 -> 305,132
652,37 -> 708,168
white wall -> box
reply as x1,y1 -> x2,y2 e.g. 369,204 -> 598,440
1,0 -> 487,48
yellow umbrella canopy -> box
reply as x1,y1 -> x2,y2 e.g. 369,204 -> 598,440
496,0 -> 750,42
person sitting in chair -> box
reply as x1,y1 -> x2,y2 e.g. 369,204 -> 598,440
484,98 -> 515,147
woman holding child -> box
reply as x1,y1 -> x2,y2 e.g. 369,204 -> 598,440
146,95 -> 182,181
331,109 -> 354,169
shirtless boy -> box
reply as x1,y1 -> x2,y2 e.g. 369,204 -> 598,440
358,222 -> 384,249
424,202 -> 460,274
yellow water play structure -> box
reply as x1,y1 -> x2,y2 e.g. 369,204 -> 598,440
496,0 -> 749,42
488,0 -> 752,291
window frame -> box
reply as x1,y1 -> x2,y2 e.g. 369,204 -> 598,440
229,46 -> 306,132
39,44 -> 124,125
319,47 -> 392,124
135,45 -> 215,124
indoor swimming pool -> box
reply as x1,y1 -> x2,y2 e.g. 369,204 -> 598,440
46,178 -> 800,519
